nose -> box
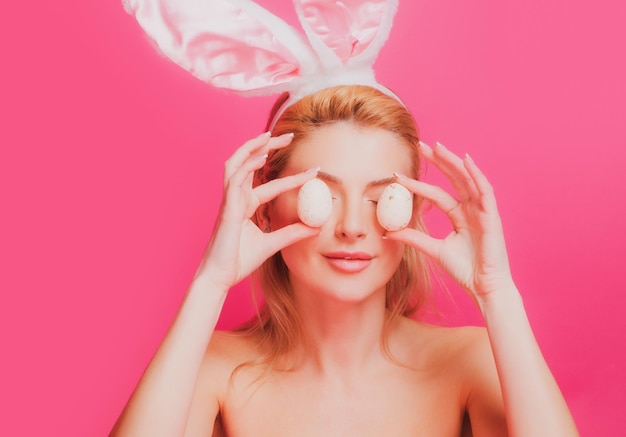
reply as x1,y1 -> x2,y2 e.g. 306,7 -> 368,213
334,198 -> 369,240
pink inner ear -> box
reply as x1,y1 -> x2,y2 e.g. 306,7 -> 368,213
171,1 -> 303,92
299,0 -> 386,62
186,34 -> 301,93
128,0 -> 305,94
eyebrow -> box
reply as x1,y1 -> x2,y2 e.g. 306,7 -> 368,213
317,171 -> 396,188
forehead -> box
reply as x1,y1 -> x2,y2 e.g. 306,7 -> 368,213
285,122 -> 414,179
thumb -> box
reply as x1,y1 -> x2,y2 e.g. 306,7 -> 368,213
264,223 -> 320,255
385,228 -> 440,260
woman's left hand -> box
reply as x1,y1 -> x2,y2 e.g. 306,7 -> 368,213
386,141 -> 515,302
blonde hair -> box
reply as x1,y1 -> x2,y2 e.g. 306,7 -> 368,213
241,85 -> 431,368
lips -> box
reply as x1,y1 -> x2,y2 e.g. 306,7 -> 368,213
323,251 -> 373,273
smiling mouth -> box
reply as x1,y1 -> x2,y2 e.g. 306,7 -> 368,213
324,252 -> 373,260
323,253 -> 373,273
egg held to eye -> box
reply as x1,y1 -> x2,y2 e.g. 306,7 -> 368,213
297,178 -> 334,227
376,183 -> 413,231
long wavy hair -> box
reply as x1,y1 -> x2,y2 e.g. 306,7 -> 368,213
239,85 -> 431,369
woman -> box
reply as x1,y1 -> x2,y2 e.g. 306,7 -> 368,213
110,85 -> 579,436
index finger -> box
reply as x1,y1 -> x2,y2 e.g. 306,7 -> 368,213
419,141 -> 479,202
254,167 -> 320,204
394,173 -> 459,215
224,132 -> 294,184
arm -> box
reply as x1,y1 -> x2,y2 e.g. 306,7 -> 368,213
477,284 -> 578,436
109,277 -> 226,437
110,132 -> 319,437
389,142 -> 579,437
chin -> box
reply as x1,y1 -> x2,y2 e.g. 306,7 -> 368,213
293,269 -> 391,306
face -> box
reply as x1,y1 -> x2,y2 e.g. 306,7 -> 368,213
269,122 -> 415,305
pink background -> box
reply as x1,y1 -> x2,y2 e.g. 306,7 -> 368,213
1,0 -> 625,435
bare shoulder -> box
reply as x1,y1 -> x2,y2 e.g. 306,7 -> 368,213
398,319 -> 507,434
397,319 -> 501,398
190,330 -> 261,403
203,330 -> 261,375
206,330 -> 259,360
423,323 -> 497,382
397,318 -> 491,366
185,331 -> 261,435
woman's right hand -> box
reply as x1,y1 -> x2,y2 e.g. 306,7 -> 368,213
193,132 -> 319,291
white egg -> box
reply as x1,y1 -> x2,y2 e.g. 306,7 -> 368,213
376,183 -> 413,231
297,178 -> 333,227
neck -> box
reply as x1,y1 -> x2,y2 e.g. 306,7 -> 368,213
291,284 -> 390,376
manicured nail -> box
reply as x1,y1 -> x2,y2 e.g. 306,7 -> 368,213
279,132 -> 295,139
305,166 -> 320,173
393,171 -> 406,179
260,131 -> 271,138
435,141 -> 446,149
418,141 -> 430,148
465,153 -> 474,163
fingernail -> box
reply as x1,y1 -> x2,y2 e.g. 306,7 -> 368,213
279,132 -> 295,139
418,141 -> 430,148
393,171 -> 405,179
465,152 -> 473,162
305,166 -> 320,173
381,235 -> 388,240
260,131 -> 272,138
435,141 -> 446,149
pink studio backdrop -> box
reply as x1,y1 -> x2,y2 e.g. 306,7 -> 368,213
1,0 -> 624,435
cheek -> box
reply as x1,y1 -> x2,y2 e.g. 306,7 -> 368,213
379,230 -> 407,267
388,241 -> 406,266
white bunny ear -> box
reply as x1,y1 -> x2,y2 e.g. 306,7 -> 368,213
123,0 -> 319,95
124,0 -> 405,128
294,0 -> 399,70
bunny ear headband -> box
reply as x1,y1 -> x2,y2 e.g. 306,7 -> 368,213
123,0 -> 402,127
